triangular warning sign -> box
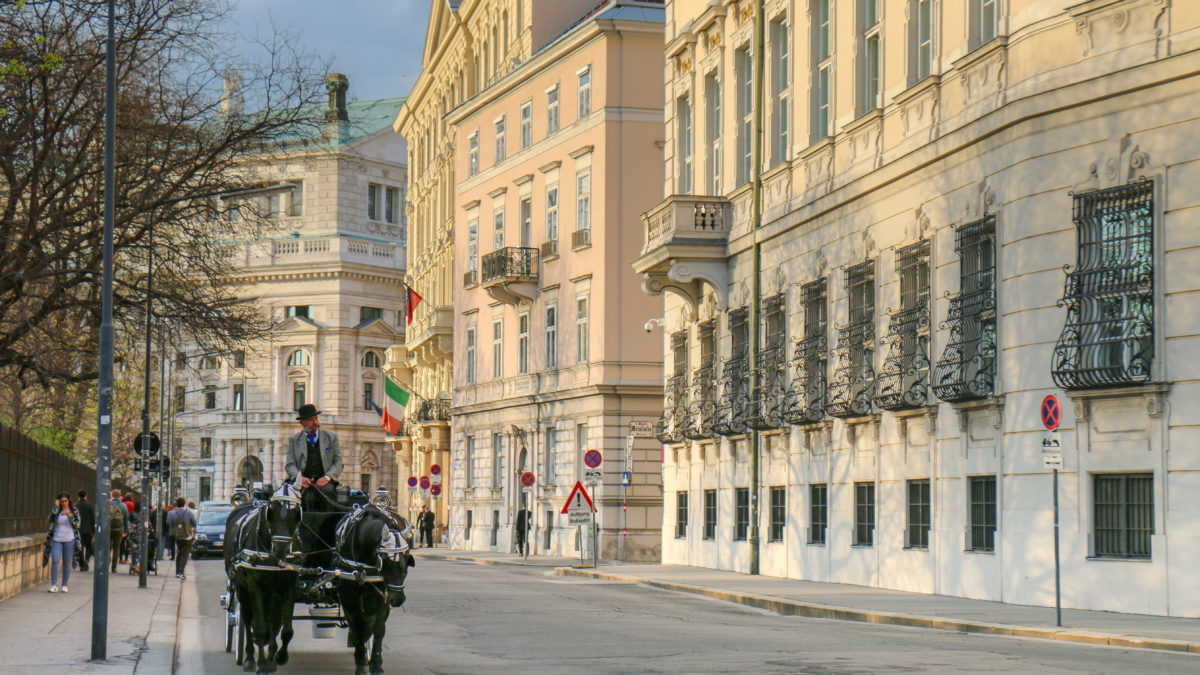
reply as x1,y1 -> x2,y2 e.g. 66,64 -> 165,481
561,481 -> 595,514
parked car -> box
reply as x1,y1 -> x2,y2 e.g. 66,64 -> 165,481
192,501 -> 233,558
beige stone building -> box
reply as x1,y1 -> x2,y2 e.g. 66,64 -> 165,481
172,77 -> 408,506
637,0 -> 1200,615
448,0 -> 666,559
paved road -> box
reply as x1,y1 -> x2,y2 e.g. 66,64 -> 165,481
178,558 -> 1199,673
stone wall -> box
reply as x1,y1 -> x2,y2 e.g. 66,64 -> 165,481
0,535 -> 47,603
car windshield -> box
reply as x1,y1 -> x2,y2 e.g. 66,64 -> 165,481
197,509 -> 231,527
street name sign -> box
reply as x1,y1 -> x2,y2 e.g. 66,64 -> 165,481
629,421 -> 654,438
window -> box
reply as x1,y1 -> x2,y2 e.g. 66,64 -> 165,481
200,355 -> 219,370
736,47 -> 753,184
827,261 -> 875,418
465,327 -> 477,384
467,218 -> 479,274
545,426 -> 557,487
232,350 -> 246,368
266,191 -> 281,218
468,132 -> 479,176
933,217 -> 997,402
175,352 -> 186,368
520,101 -> 532,149
704,73 -> 721,194
968,475 -> 997,551
494,116 -> 506,163
385,186 -> 400,224
204,386 -> 217,410
465,436 -> 475,487
734,488 -> 750,540
854,482 -> 875,546
173,385 -> 185,412
769,487 -> 786,542
906,479 -> 931,549
809,483 -> 828,544
292,382 -> 306,411
577,67 -> 591,118
911,0 -> 934,83
493,208 -> 505,250
812,0 -> 832,141
575,296 -> 589,363
785,280 -> 828,424
575,171 -> 591,232
545,304 -> 557,369
465,510 -> 473,540
492,433 -> 503,487
199,476 -> 212,503
858,0 -> 881,115
363,382 -> 374,410
286,305 -> 311,319
361,473 -> 372,494
676,492 -> 689,538
703,489 -> 717,540
546,85 -> 560,134
233,384 -> 244,412
770,18 -> 790,165
1099,470 -> 1152,554
1052,180 -> 1154,390
362,351 -> 380,368
750,294 -> 786,428
517,312 -> 529,375
519,197 -> 532,247
492,318 -> 503,379
576,423 -> 588,467
676,93 -> 693,194
876,241 -> 931,411
360,306 -> 382,323
971,0 -> 999,47
200,437 -> 212,459
288,181 -> 303,217
367,183 -> 380,220
545,186 -> 559,242
287,349 -> 309,367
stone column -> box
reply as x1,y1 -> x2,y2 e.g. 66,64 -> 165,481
218,440 -> 229,501
266,439 -> 277,485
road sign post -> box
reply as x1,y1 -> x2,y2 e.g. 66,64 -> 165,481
562,482 -> 596,567
1041,394 -> 1063,628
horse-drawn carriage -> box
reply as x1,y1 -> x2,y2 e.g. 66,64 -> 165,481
219,482 -> 414,675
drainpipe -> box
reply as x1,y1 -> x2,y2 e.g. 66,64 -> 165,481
749,0 -> 765,576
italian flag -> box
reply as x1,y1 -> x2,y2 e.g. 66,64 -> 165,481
382,374 -> 410,435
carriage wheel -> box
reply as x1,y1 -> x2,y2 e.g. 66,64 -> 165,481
224,591 -> 237,653
233,599 -> 246,665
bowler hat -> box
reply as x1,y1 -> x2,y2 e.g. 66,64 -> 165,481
296,403 -> 321,420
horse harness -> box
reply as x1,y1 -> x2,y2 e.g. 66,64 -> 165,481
333,504 -> 412,597
232,485 -> 304,572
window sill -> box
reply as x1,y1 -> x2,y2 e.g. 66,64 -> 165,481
964,548 -> 995,555
902,545 -> 930,552
851,543 -> 874,549
806,541 -> 826,547
1086,555 -> 1152,563
893,74 -> 942,107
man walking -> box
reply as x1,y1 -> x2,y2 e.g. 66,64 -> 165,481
76,489 -> 95,572
107,490 -> 125,572
285,403 -> 343,512
168,497 -> 196,580
515,504 -> 531,557
417,505 -> 435,548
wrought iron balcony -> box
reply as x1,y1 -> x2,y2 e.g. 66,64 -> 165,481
480,247 -> 539,306
640,194 -> 732,255
826,323 -> 875,419
875,306 -> 931,411
712,354 -> 749,437
654,374 -> 689,445
541,239 -> 558,260
933,287 -> 997,402
782,335 -> 827,424
684,363 -> 716,440
747,345 -> 785,430
571,229 -> 591,249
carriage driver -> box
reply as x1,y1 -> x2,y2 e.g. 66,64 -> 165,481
285,403 -> 343,507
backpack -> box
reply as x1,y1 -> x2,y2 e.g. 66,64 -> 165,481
172,511 -> 194,541
109,502 -> 125,531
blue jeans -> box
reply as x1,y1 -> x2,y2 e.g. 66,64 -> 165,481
50,539 -> 74,587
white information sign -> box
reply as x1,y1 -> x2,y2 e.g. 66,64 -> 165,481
431,474 -> 442,485
1042,435 -> 1063,469
568,512 -> 591,525
584,469 -> 603,484
630,421 -> 654,438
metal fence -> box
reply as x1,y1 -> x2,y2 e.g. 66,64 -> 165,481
0,423 -> 135,538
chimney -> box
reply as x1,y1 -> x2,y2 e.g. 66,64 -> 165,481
220,65 -> 244,118
325,73 -> 349,124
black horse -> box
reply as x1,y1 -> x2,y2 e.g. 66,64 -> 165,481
334,504 -> 414,675
224,482 -> 304,674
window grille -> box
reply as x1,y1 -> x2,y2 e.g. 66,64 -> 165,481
854,481 -> 875,546
734,487 -> 750,540
749,294 -> 785,429
657,331 -> 689,444
1094,473 -> 1153,559
703,489 -> 717,540
769,486 -> 786,542
675,492 -> 688,538
968,475 -> 997,551
828,261 -> 875,418
877,241 -> 931,410
1052,180 -> 1154,389
934,217 -> 997,402
714,307 -> 750,436
907,479 -> 931,549
784,280 -> 828,424
809,483 -> 827,544
686,320 -> 717,440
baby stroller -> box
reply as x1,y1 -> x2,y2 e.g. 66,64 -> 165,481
128,531 -> 159,576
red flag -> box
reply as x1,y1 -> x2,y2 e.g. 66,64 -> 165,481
406,286 -> 423,326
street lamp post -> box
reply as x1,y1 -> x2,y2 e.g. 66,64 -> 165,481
137,216 -> 155,589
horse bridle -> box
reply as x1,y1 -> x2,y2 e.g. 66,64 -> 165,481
335,505 -> 411,594
268,485 -> 303,552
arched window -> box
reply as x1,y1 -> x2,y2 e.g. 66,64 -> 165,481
287,349 -> 309,367
362,351 -> 380,368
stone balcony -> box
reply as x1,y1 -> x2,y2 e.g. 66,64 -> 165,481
481,246 -> 539,306
632,195 -> 732,317
244,235 -> 404,272
407,304 -> 453,356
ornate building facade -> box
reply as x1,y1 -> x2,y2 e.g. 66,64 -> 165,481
173,76 -> 408,505
637,0 -> 1200,615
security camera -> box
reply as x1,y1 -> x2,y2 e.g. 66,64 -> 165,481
644,318 -> 665,333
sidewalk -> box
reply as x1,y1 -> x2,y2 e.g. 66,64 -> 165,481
413,548 -> 1200,655
0,564 -> 180,674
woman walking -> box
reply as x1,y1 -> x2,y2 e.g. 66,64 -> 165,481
43,493 -> 82,593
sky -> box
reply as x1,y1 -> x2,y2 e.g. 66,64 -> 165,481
228,0 -> 433,102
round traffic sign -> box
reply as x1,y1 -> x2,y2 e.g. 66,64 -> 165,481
584,449 -> 602,468
520,471 -> 536,488
1041,394 -> 1061,431
430,484 -> 442,498
430,464 -> 442,476
407,476 -> 418,488
419,476 -> 431,490
134,432 -> 161,456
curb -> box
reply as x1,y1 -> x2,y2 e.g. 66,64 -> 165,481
553,567 -> 1200,655
134,575 -> 181,674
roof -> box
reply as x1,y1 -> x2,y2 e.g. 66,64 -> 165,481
274,95 -> 408,150
531,0 -> 664,61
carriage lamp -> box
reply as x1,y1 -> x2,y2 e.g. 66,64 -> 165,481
231,485 -> 249,506
371,487 -> 392,509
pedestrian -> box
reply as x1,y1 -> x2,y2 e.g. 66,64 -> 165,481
417,505 -> 435,548
164,504 -> 176,560
76,489 -> 95,572
168,496 -> 197,580
120,492 -> 135,563
515,504 -> 531,556
43,493 -> 82,593
107,489 -> 126,572
284,403 -> 343,512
